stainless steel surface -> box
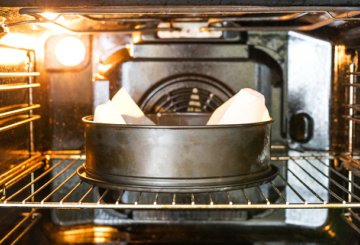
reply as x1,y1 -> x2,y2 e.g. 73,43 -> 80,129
287,32 -> 332,150
6,18 -> 180,34
208,13 -> 308,23
120,42 -> 276,107
131,44 -> 249,59
1,152 -> 360,209
202,11 -> 360,32
82,116 -> 273,192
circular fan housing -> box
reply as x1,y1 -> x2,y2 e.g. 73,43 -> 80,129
139,74 -> 234,113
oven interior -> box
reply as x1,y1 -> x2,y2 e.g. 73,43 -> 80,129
1,3 -> 360,244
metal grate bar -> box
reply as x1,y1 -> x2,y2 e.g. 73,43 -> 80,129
256,186 -> 270,205
41,170 -> 78,203
1,161 -> 43,193
115,191 -> 124,205
349,209 -> 360,223
79,185 -> 94,204
302,158 -> 360,202
290,158 -> 340,203
0,115 -> 41,133
0,83 -> 40,91
0,104 -> 40,119
4,159 -> 67,202
241,189 -> 251,205
1,154 -> 360,209
22,159 -> 78,202
314,156 -> 360,190
270,182 -> 288,204
343,115 -> 360,123
0,155 -> 44,187
209,193 -> 214,205
153,193 -> 159,205
278,173 -> 307,204
97,189 -> 109,204
287,168 -> 321,203
344,104 -> 360,111
344,211 -> 360,234
0,210 -> 40,244
191,193 -> 195,205
343,83 -> 360,88
134,192 -> 141,205
346,72 -> 360,75
172,193 -> 176,205
60,181 -> 82,203
3,202 -> 360,209
9,212 -> 41,245
0,72 -> 40,78
341,155 -> 360,174
271,155 -> 332,161
226,192 -> 233,205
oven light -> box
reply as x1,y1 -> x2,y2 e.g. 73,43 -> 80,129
55,36 -> 86,67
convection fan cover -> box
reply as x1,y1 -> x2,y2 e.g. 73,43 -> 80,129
140,74 -> 234,113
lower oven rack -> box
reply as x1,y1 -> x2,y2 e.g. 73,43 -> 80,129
0,210 -> 41,245
0,152 -> 360,210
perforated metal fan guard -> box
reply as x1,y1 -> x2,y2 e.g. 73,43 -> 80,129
140,74 -> 234,113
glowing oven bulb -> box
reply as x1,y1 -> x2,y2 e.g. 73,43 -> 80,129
55,36 -> 86,67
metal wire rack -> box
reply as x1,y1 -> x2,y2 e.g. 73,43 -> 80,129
0,210 -> 41,245
0,152 -> 359,210
338,53 -> 360,236
0,43 -> 42,244
0,44 -> 40,135
343,209 -> 360,234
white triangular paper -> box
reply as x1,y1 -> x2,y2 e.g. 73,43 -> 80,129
207,88 -> 270,125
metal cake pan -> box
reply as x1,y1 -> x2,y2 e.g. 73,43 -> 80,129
79,114 -> 276,193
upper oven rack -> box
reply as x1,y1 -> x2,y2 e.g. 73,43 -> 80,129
1,151 -> 360,210
0,44 -> 41,135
